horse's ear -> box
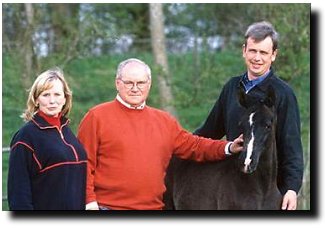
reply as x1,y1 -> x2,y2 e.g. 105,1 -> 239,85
264,86 -> 276,108
237,86 -> 248,108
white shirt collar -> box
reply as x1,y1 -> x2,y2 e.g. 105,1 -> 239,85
116,94 -> 146,110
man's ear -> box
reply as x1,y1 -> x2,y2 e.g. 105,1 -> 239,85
242,44 -> 246,58
115,78 -> 120,91
271,49 -> 277,62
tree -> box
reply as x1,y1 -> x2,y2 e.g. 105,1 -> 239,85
48,4 -> 79,52
149,3 -> 178,117
22,3 -> 37,87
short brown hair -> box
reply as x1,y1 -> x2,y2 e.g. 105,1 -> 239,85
244,21 -> 279,52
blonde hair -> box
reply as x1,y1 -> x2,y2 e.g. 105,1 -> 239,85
21,67 -> 72,121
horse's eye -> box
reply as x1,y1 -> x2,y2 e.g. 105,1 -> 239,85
265,120 -> 273,130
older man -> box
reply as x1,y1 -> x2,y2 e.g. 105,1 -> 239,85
77,58 -> 243,210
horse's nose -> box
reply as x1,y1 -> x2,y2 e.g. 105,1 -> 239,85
243,164 -> 249,173
242,164 -> 253,174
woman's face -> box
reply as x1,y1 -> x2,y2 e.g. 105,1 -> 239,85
36,79 -> 66,117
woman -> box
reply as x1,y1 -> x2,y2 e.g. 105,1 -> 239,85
7,67 -> 87,210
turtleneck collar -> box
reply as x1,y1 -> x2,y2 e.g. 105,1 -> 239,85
37,110 -> 62,129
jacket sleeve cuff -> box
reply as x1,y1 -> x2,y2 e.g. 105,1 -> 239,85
225,142 -> 233,156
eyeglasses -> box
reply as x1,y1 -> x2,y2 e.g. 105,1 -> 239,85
118,78 -> 150,90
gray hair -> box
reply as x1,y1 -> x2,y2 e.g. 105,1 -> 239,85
116,58 -> 151,79
244,21 -> 279,52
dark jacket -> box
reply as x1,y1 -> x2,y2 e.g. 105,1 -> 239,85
8,114 -> 87,210
194,69 -> 304,195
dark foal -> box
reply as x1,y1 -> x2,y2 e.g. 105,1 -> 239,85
163,86 -> 282,210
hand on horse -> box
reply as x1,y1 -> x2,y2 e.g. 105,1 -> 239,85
229,134 -> 244,154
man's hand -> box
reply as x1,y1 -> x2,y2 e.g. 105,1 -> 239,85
85,201 -> 100,210
230,134 -> 244,154
281,190 -> 297,210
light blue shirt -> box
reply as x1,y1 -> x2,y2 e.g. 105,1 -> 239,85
242,70 -> 270,93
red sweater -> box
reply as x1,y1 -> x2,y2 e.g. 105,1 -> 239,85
77,99 -> 228,210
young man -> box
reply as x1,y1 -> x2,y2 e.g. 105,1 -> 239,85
195,21 -> 304,210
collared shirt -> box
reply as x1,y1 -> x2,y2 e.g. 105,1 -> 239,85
116,94 -> 146,110
242,70 -> 270,93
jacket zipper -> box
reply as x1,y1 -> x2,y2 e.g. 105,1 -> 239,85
57,128 -> 79,162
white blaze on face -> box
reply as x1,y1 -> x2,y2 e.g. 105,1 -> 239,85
244,112 -> 255,172
249,112 -> 255,126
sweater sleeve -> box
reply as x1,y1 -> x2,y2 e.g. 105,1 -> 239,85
171,117 -> 227,162
276,89 -> 304,194
77,111 -> 99,204
8,141 -> 35,210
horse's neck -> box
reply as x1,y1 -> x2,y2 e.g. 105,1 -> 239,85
259,138 -> 278,185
